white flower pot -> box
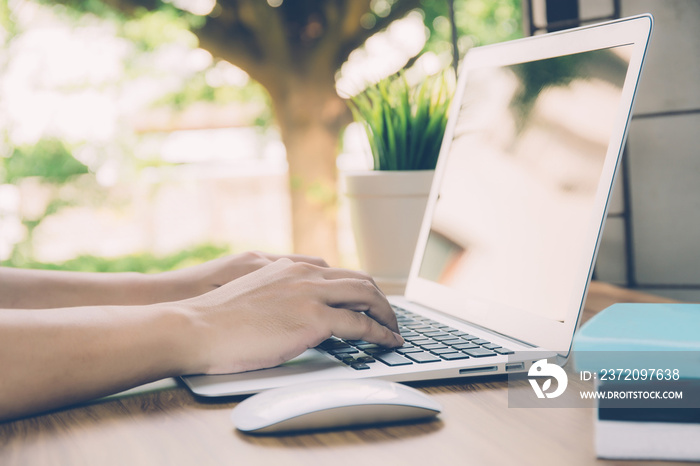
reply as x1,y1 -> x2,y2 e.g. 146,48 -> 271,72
342,170 -> 434,294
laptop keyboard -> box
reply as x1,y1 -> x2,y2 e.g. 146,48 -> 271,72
317,305 -> 514,371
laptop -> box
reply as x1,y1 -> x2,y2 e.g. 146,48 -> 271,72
182,14 -> 653,397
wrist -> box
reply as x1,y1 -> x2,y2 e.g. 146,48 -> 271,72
145,301 -> 205,377
139,271 -> 199,305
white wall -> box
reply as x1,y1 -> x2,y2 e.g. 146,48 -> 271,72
595,0 -> 700,301
525,0 -> 700,301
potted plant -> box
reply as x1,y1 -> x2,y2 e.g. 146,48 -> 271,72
342,70 -> 453,294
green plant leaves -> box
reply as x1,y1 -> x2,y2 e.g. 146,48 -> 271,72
1,139 -> 88,185
348,70 -> 454,171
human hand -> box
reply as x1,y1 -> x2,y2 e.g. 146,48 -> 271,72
174,258 -> 403,375
151,251 -> 329,303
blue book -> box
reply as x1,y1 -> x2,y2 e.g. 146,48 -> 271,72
572,303 -> 700,379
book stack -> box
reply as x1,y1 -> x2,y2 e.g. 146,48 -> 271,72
572,303 -> 700,462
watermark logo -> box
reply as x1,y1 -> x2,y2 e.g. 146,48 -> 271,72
528,359 -> 568,399
509,351 -> 696,409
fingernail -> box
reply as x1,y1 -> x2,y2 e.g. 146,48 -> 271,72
393,332 -> 404,345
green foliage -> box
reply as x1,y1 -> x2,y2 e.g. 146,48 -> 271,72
38,0 -> 126,24
0,0 -> 18,39
120,8 -> 198,52
1,139 -> 88,184
348,71 -> 454,171
3,243 -> 230,273
153,67 -> 274,128
421,0 -> 523,57
0,0 -> 524,267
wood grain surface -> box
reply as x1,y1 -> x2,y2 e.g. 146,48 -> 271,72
0,282 -> 679,466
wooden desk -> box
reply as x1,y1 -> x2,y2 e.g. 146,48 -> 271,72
0,283 -> 677,466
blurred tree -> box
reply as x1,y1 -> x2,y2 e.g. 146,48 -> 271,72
44,0 -> 429,264
60,0 -> 424,264
38,0 -> 522,264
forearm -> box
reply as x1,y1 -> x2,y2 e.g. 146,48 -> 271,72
0,259 -> 402,422
0,267 -> 165,309
0,253 -> 331,310
0,303 -> 193,421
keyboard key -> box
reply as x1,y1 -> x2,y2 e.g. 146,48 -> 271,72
472,339 -> 491,345
374,352 -> 413,366
482,343 -> 502,350
404,335 -> 431,342
318,338 -> 348,350
396,342 -> 416,349
463,348 -> 497,358
351,363 -> 370,370
356,356 -> 376,363
396,347 -> 424,354
317,339 -> 332,349
441,338 -> 467,346
440,352 -> 470,361
422,331 -> 450,337
396,317 -> 418,323
453,343 -> 479,350
409,338 -> 436,346
430,347 -> 458,355
421,343 -> 448,350
405,325 -> 433,331
345,340 -> 368,345
406,352 -> 442,363
494,347 -> 515,355
433,334 -> 461,342
329,347 -> 359,355
356,343 -> 381,351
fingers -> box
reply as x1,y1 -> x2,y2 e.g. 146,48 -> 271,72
317,277 -> 398,334
317,267 -> 384,295
183,258 -> 405,375
257,259 -> 402,345
328,308 -> 404,348
279,261 -> 397,334
263,253 -> 329,268
286,254 -> 329,268
276,263 -> 399,333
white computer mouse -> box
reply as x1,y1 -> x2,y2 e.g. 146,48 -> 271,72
231,378 -> 442,434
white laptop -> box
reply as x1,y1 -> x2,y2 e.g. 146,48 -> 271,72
182,14 -> 653,398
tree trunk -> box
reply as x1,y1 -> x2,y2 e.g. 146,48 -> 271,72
269,76 -> 349,265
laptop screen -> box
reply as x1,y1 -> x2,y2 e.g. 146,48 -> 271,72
417,46 -> 633,324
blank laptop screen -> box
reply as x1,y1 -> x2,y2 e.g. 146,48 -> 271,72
418,45 -> 633,323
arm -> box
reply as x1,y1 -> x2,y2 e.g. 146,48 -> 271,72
0,259 -> 403,421
0,251 -> 328,309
